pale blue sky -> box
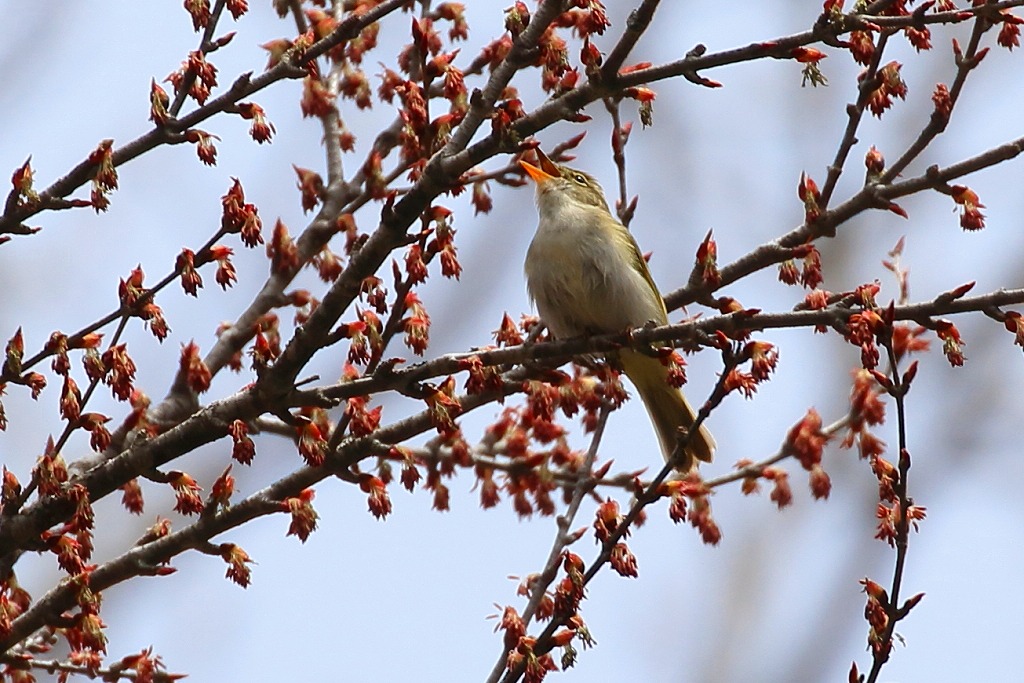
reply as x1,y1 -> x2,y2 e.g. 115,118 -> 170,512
2,3 -> 1023,681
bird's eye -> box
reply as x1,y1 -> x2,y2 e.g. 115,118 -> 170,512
572,173 -> 587,185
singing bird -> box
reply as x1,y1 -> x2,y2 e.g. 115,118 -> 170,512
519,149 -> 715,472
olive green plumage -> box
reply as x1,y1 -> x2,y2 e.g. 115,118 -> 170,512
520,150 -> 715,471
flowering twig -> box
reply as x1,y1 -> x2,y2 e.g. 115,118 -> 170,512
0,376 -> 523,651
818,27 -> 893,207
494,348 -> 738,683
882,32 -> 988,184
861,325 -> 925,682
0,0 -> 408,238
666,135 -> 1024,309
484,402 -> 613,683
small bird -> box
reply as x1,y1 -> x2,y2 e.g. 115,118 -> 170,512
519,149 -> 715,472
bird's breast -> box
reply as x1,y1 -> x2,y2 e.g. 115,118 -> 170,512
525,210 -> 666,338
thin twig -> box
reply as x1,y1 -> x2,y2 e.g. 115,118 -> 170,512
865,328 -> 917,682
485,402 -> 613,683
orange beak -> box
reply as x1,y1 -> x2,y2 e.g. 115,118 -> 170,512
519,148 -> 560,184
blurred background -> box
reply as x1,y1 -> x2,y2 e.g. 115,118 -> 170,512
2,2 -> 1022,681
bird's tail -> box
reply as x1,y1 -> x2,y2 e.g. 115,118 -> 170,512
619,350 -> 716,472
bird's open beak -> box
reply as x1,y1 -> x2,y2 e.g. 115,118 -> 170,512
519,148 -> 560,184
